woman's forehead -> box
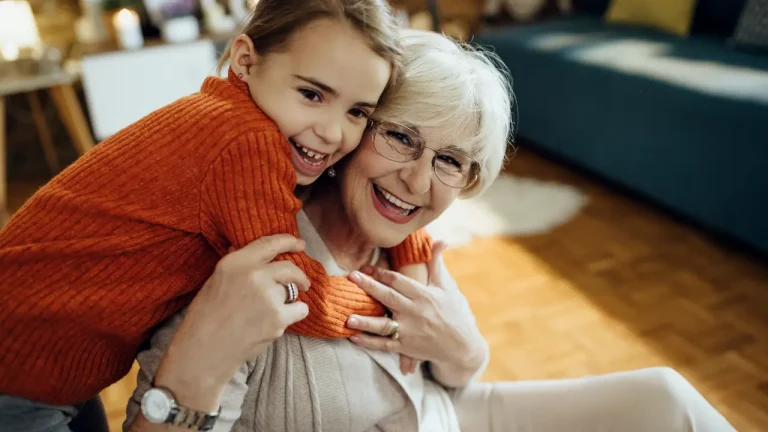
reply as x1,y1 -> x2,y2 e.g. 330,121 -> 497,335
418,125 -> 477,155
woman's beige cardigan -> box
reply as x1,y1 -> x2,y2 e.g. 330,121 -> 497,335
124,211 -> 488,431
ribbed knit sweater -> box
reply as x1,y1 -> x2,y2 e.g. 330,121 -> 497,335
0,71 -> 432,405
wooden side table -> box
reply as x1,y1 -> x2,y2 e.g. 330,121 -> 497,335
0,70 -> 95,226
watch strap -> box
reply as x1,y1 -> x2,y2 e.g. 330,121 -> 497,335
168,405 -> 221,431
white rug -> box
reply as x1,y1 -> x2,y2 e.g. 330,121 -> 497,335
425,174 -> 588,248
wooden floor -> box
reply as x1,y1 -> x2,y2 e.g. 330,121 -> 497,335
447,149 -> 768,431
7,148 -> 768,431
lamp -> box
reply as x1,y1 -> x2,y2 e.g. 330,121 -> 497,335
0,0 -> 62,78
0,0 -> 42,61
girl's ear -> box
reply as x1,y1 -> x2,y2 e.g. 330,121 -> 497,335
229,34 -> 259,78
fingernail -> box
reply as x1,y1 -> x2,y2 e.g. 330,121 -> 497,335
347,316 -> 359,327
297,239 -> 306,250
349,271 -> 362,283
349,335 -> 360,342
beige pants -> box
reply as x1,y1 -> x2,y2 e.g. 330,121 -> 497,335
451,367 -> 735,432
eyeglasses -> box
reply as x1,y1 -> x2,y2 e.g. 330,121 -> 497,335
368,120 -> 480,189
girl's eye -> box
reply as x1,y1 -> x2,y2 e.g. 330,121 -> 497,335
349,108 -> 369,119
299,88 -> 321,102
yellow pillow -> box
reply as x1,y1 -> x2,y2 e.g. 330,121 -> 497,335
605,0 -> 698,37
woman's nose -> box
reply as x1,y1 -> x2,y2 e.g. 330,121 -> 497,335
401,153 -> 433,195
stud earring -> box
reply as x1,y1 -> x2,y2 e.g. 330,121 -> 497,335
327,168 -> 336,178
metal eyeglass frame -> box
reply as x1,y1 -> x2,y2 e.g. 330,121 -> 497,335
367,119 -> 481,190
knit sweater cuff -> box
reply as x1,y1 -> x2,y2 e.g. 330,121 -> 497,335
287,275 -> 386,338
388,229 -> 433,270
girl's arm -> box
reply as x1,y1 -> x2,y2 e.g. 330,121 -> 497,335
388,228 -> 433,270
199,132 -> 384,338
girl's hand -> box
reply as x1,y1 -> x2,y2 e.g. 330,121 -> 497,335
346,241 -> 487,386
154,234 -> 311,411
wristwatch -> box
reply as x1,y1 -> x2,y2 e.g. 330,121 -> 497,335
140,386 -> 220,431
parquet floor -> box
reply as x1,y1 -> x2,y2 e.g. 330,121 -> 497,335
445,149 -> 768,431
6,148 -> 768,431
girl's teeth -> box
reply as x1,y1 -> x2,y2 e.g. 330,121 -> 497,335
298,145 -> 325,160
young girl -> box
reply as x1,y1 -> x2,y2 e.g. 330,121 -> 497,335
0,0 -> 432,409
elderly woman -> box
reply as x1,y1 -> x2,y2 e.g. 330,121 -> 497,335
125,30 -> 734,432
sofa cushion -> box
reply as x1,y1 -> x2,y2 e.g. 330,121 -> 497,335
604,0 -> 698,36
475,17 -> 768,253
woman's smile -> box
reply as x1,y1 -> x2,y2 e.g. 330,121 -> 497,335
369,182 -> 421,224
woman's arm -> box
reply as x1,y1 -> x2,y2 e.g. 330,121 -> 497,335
124,311 -> 251,432
425,252 -> 490,387
125,234 -> 310,431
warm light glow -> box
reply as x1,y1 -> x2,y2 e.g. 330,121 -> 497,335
0,0 -> 41,60
112,8 -> 144,50
1,44 -> 20,61
113,8 -> 140,28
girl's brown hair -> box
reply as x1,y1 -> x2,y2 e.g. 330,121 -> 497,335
218,0 -> 403,96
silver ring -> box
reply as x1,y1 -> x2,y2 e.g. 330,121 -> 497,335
387,319 -> 400,338
284,283 -> 298,304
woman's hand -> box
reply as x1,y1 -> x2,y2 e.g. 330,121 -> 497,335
154,234 -> 311,412
346,242 -> 488,387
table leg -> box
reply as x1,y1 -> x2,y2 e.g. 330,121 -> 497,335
26,91 -> 60,174
0,95 -> 8,226
49,84 -> 95,156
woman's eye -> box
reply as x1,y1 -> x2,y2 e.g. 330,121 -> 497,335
349,108 -> 369,119
299,88 -> 321,102
437,154 -> 462,169
387,131 -> 413,147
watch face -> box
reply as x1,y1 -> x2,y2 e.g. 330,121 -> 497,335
141,388 -> 173,423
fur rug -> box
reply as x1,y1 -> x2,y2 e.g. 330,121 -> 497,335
425,174 -> 588,248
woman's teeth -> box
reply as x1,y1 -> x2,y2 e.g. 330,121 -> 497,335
374,184 -> 417,215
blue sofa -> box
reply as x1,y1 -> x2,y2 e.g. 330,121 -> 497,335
475,0 -> 768,255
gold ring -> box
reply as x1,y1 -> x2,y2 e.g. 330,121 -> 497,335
388,319 -> 400,338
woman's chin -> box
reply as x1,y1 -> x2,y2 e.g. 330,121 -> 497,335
355,218 -> 409,249
366,219 -> 426,250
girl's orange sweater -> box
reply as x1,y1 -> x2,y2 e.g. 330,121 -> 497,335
0,71 -> 432,405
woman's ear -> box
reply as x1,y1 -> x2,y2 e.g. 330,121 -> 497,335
229,34 -> 259,78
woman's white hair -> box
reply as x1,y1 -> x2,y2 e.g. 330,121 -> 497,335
374,29 -> 515,198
